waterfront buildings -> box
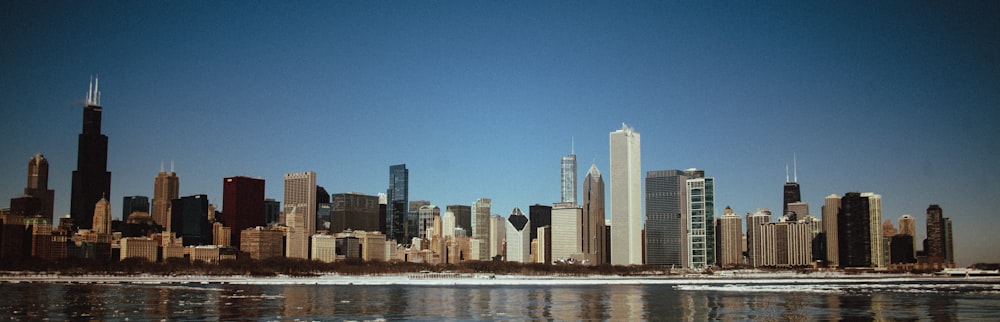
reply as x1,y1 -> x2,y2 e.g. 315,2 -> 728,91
284,172 -> 317,258
24,154 -> 55,219
581,164 -> 606,265
838,192 -> 871,267
551,202 -> 583,263
171,194 -> 211,246
645,169 -> 703,267
862,192 -> 885,268
716,206 -> 742,268
472,198 -> 492,260
152,168 -> 179,231
448,205 -> 472,237
506,207 -> 530,263
407,200 -> 430,241
330,193 -> 381,233
925,204 -> 953,266
222,176 -> 265,248
92,197 -> 111,236
561,150 -> 577,205
70,78 -> 112,230
609,124 -> 642,265
240,226 -> 284,260
529,204 -> 551,241
746,208 -> 772,267
823,194 -> 841,267
489,214 -> 505,259
685,176 -> 715,269
386,164 -> 408,243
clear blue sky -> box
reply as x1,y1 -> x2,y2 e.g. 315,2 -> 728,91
1,1 -> 997,266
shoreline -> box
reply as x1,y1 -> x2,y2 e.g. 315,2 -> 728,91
3,272 -> 997,286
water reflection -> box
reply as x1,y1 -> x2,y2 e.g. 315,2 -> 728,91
0,281 -> 997,320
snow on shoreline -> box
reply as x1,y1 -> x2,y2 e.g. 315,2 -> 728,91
2,272 -> 996,286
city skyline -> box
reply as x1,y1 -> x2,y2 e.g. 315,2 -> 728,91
1,2 -> 998,266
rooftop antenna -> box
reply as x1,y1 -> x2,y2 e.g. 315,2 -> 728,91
571,136 -> 575,155
170,160 -> 174,173
793,153 -> 798,183
785,162 -> 789,183
160,161 -> 164,173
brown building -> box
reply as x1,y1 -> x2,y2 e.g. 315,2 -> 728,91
222,176 -> 265,247
152,169 -> 179,230
23,154 -> 55,219
240,226 -> 284,260
120,237 -> 158,262
331,193 -> 381,233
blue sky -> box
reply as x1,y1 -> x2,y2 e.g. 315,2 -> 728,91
1,1 -> 997,266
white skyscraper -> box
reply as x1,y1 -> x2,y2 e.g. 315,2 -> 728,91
505,207 -> 531,263
284,171 -> 317,259
552,202 -> 583,262
610,123 -> 642,265
862,192 -> 884,268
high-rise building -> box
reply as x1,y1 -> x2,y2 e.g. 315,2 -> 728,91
645,169 -> 702,266
552,202 -> 583,262
686,176 -> 715,269
582,164 -> 606,265
717,206 -> 742,268
609,123 -> 642,265
783,157 -> 801,221
316,186 -> 332,233
746,208 -> 772,267
925,204 -> 947,264
786,202 -> 810,221
448,205 -> 472,236
838,192 -> 871,268
386,164 -> 408,242
489,214 -> 506,259
222,176 -> 265,248
70,77 -> 112,230
442,208 -> 457,238
264,199 -> 280,225
898,214 -> 916,237
152,168 -> 180,230
944,217 -> 954,267
122,196 -> 150,219
472,198 -> 492,260
407,200 -> 430,241
284,172 -> 317,258
822,194 -> 840,267
24,154 -> 55,219
561,151 -> 577,205
861,192 -> 884,268
240,226 -> 284,260
171,194 -> 211,246
330,193 -> 381,233
92,197 -> 111,236
418,205 -> 440,239
506,207 -> 530,263
529,204 -> 552,241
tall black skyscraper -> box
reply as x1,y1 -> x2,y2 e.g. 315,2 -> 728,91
122,196 -> 150,218
386,164 -> 408,242
528,204 -> 552,241
782,158 -> 801,220
70,77 -> 112,230
837,192 -> 871,267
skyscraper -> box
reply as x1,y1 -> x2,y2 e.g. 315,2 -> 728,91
489,214 -> 506,259
746,208 -> 772,267
582,164 -> 606,265
861,192 -> 884,268
944,217 -> 954,266
645,169 -> 702,266
24,154 -> 55,219
171,194 -> 211,246
561,150 -> 577,205
717,206 -> 742,268
330,192 -> 381,233
609,123 -> 642,265
222,176 -> 265,248
552,202 -> 583,263
418,204 -> 440,239
122,196 -> 150,218
386,164 -> 408,242
70,77 -> 112,230
448,204 -> 472,236
529,204 -> 552,241
925,204 -> 947,264
92,197 -> 111,236
686,176 -> 715,269
316,186 -> 332,233
264,199 -> 280,225
472,198 -> 492,260
838,192 -> 871,268
782,155 -> 802,220
822,194 -> 840,267
898,214 -> 916,237
152,167 -> 179,230
407,200 -> 430,241
284,171 -> 317,259
506,207 -> 530,263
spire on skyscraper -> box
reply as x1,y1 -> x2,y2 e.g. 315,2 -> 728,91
86,75 -> 101,106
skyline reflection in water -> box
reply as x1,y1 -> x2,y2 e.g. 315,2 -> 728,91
0,282 -> 996,320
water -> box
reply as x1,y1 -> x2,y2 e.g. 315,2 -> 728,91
2,280 -> 999,320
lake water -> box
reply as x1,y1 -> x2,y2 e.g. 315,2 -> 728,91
2,279 -> 999,320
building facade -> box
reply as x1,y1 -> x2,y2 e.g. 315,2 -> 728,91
330,193 -> 381,233
822,194 -> 840,267
716,206 -> 742,268
561,152 -> 577,205
152,169 -> 179,230
609,124 -> 642,265
223,176 -> 265,248
838,192 -> 871,267
70,78 -> 112,230
24,154 -> 55,219
645,169 -> 703,266
685,176 -> 715,269
471,198 -> 492,260
506,207 -> 530,263
284,171 -> 317,258
386,164 -> 408,243
582,164 -> 606,265
552,202 -> 583,263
